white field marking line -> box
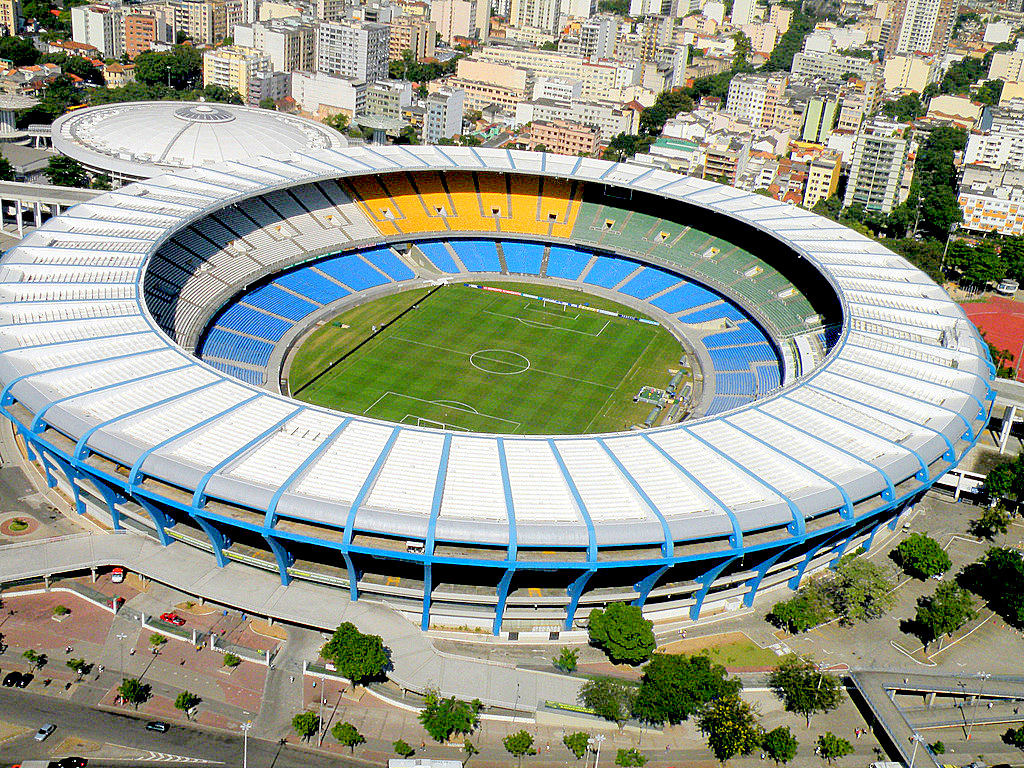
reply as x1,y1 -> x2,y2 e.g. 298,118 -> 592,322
401,415 -> 471,431
521,301 -> 582,320
388,336 -> 616,390
482,308 -> 610,337
469,349 -> 531,375
379,390 -> 521,427
582,331 -> 661,433
432,399 -> 479,413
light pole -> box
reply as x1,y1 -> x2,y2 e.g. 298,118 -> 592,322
966,672 -> 991,741
909,732 -> 924,768
240,720 -> 252,768
116,632 -> 128,681
589,734 -> 606,768
317,672 -> 326,746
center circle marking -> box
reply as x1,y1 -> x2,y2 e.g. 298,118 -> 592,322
469,349 -> 531,375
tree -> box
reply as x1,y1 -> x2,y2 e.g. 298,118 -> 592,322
554,647 -> 579,673
578,677 -> 636,723
1003,725 -> 1024,749
65,658 -> 92,680
696,693 -> 763,764
118,678 -> 150,709
616,748 -> 647,767
393,739 -> 415,757
985,456 -> 1024,505
959,547 -> 1024,627
175,690 -> 201,719
320,621 -> 389,685
587,602 -> 656,665
324,112 -> 349,133
91,173 -> 112,190
912,582 -> 976,650
540,40 -> 558,50
766,581 -> 835,634
463,740 -> 479,761
44,155 -> 88,188
598,0 -> 629,12
0,36 -> 41,66
0,151 -> 14,182
972,506 -> 1011,539
503,730 -> 536,766
258,97 -> 277,110
893,533 -> 952,578
930,740 -> 945,754
763,726 -> 798,765
149,633 -> 167,653
291,711 -> 320,742
223,652 -> 241,667
766,655 -> 844,727
816,732 -> 854,764
22,649 -> 38,669
880,93 -> 925,121
418,689 -> 481,742
633,652 -> 743,726
564,732 -> 591,760
332,721 -> 365,752
829,553 -> 896,623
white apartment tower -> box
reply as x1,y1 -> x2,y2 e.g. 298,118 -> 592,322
424,87 -> 466,144
316,21 -> 390,82
885,0 -> 955,57
71,4 -> 123,59
234,18 -> 317,72
843,121 -> 909,214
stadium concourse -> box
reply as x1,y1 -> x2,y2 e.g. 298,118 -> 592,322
0,146 -> 994,635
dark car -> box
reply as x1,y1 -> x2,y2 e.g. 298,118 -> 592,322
2,671 -> 20,687
16,673 -> 34,688
56,757 -> 88,768
145,721 -> 169,733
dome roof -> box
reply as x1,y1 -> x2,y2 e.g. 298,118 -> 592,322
51,101 -> 347,179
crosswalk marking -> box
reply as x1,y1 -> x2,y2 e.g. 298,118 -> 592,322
109,751 -> 224,764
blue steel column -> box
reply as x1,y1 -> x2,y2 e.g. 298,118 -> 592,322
691,556 -> 740,620
136,496 -> 174,546
549,440 -> 598,630
421,435 -> 451,631
194,515 -> 231,568
493,438 -> 518,635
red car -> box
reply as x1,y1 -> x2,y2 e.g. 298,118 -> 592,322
159,612 -> 185,626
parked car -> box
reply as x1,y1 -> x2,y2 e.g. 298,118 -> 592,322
145,721 -> 170,733
159,612 -> 185,626
56,758 -> 88,768
2,671 -> 20,687
110,567 -> 125,584
33,724 -> 56,742
17,673 -> 34,688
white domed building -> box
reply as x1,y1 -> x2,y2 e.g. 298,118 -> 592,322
50,101 -> 346,185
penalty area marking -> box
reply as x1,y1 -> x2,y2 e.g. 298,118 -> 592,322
469,349 -> 531,375
482,309 -> 609,337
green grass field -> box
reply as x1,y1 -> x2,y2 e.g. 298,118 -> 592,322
288,282 -> 684,435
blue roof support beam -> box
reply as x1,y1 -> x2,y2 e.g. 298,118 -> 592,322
691,556 -> 739,621
136,496 -> 174,546
265,418 -> 351,528
422,434 -> 452,631
194,515 -> 230,568
496,438 -> 518,561
493,567 -> 514,636
565,569 -> 596,630
549,440 -> 598,564
633,565 -> 670,608
597,438 -> 672,556
263,534 -> 295,586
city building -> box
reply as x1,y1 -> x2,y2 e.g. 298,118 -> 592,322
803,150 -> 841,208
71,4 -> 123,59
155,0 -> 241,45
527,118 -> 600,155
429,0 -> 488,41
988,45 -> 1024,83
531,76 -> 582,101
0,63 -> 61,96
790,49 -> 878,83
102,61 -> 136,87
447,58 -> 528,111
885,0 -> 955,57
0,0 -> 22,34
474,46 -> 620,101
578,14 -> 616,59
958,165 -> 1024,236
124,10 -> 174,59
882,52 -> 939,92
234,18 -> 316,72
964,100 -> 1024,169
291,70 -> 366,117
365,79 -> 414,120
514,97 -> 639,137
387,16 -> 436,61
423,87 -> 465,143
725,72 -> 788,130
843,120 -> 909,213
202,45 -> 272,104
316,21 -> 390,83
703,133 -> 750,184
801,97 -> 838,143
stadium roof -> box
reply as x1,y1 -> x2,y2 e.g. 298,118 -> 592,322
50,101 -> 347,179
0,147 -> 993,552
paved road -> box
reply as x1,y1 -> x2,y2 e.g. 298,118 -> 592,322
0,689 -> 347,768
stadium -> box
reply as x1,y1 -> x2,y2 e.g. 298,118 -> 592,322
0,145 -> 994,634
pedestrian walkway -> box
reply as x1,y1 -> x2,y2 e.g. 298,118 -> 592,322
0,533 -> 583,712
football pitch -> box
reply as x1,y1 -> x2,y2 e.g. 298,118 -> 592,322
288,282 -> 684,434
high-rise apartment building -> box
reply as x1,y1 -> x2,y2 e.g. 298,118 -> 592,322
509,0 -> 561,33
964,100 -> 1024,170
124,10 -> 174,59
430,0 -> 488,41
387,16 -> 436,60
0,0 -> 22,34
843,120 -> 909,213
159,0 -> 240,45
71,4 -> 123,59
317,21 -> 390,82
234,17 -> 316,72
578,14 -> 616,58
803,151 -> 841,209
725,72 -> 787,129
365,79 -> 414,120
423,87 -> 465,143
202,45 -> 271,103
885,0 -> 955,57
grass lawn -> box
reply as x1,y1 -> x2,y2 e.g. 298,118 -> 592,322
288,281 -> 683,434
701,640 -> 780,668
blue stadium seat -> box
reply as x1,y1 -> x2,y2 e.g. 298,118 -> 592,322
715,371 -> 756,396
756,365 -> 781,393
416,241 -> 461,273
582,256 -> 639,289
450,239 -> 502,272
704,322 -> 770,349
705,394 -> 756,416
208,360 -> 264,386
200,328 -> 274,368
682,304 -> 746,323
273,268 -> 350,306
546,246 -> 592,280
502,241 -> 544,275
242,284 -> 319,322
649,283 -> 719,314
216,304 -> 292,341
361,247 -> 414,281
618,267 -> 682,300
317,254 -> 390,291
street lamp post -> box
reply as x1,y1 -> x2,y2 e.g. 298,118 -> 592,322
317,672 -> 326,747
966,673 -> 991,741
589,734 -> 606,768
909,733 -> 924,768
241,720 -> 252,768
115,632 -> 128,681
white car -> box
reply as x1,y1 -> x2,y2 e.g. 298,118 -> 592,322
34,723 -> 56,741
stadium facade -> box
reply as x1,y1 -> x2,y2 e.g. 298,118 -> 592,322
0,146 -> 993,633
